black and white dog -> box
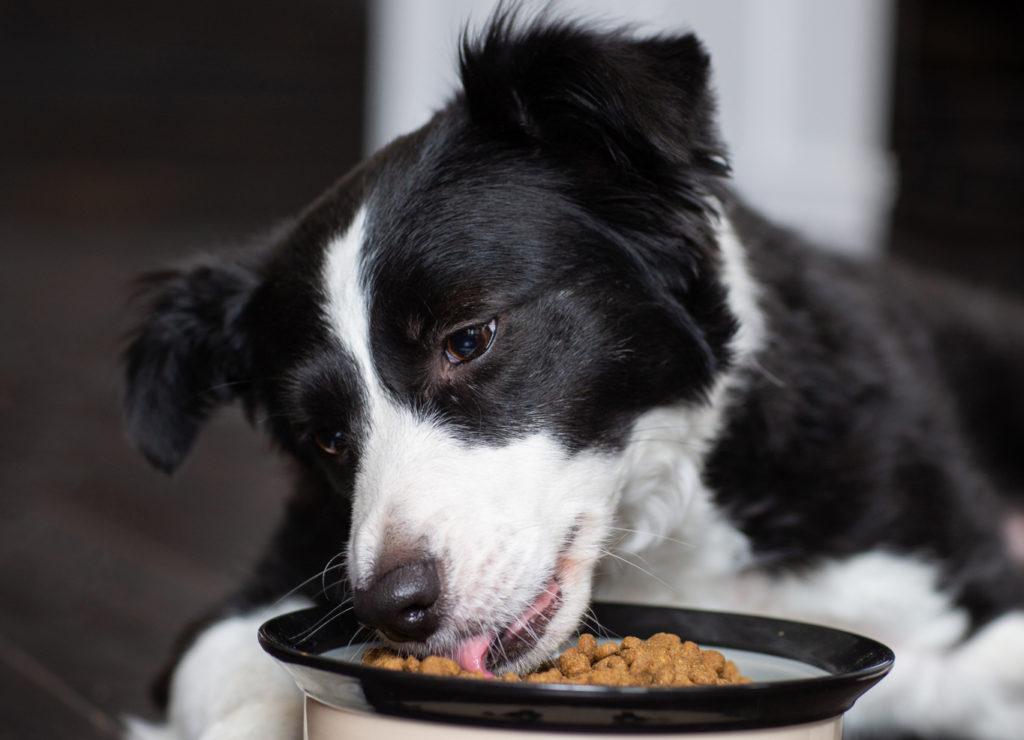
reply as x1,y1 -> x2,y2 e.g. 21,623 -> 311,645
123,15 -> 1024,740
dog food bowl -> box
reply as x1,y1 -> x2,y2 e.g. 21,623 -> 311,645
259,602 -> 893,739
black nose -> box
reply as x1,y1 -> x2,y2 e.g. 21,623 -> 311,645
352,560 -> 441,642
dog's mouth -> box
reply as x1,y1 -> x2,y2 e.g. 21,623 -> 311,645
453,577 -> 563,675
453,526 -> 579,675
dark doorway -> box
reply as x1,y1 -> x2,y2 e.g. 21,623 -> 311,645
888,0 -> 1024,296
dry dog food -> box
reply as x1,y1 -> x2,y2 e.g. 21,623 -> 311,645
362,632 -> 749,687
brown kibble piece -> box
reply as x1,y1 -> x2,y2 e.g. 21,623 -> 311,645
702,650 -> 726,673
681,640 -> 702,659
419,656 -> 461,676
593,655 -> 627,671
362,647 -> 387,661
577,633 -> 597,659
558,648 -> 591,676
525,667 -> 565,683
562,673 -> 592,685
628,649 -> 654,674
691,665 -> 718,684
653,665 -> 676,685
361,647 -> 406,671
361,632 -> 749,687
648,632 -> 682,648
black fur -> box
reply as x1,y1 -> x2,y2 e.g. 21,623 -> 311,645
707,204 -> 1024,627
121,14 -> 1024,727
124,261 -> 259,472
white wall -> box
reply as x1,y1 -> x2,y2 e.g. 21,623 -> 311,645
366,0 -> 896,255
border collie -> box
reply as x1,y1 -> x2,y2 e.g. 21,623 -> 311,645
123,14 -> 1024,740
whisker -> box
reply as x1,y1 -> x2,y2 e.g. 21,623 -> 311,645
291,604 -> 347,642
625,425 -> 695,440
593,547 -> 680,595
321,551 -> 348,596
750,359 -> 786,388
296,605 -> 356,645
344,624 -> 370,655
582,605 -> 618,640
605,526 -> 695,549
626,437 -> 704,449
317,580 -> 352,603
274,553 -> 348,606
495,632 -> 511,670
292,604 -> 353,643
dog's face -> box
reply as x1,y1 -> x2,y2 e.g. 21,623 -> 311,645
124,20 -> 737,672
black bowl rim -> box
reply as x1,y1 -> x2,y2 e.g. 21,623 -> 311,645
259,602 -> 894,711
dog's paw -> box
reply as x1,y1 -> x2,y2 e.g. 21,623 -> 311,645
123,715 -> 180,740
123,699 -> 303,740
848,611 -> 1024,740
157,601 -> 309,740
959,612 -> 1024,687
195,698 -> 303,740
968,686 -> 1024,740
953,612 -> 1024,740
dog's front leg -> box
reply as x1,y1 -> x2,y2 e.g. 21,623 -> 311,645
125,599 -> 310,740
848,611 -> 1024,740
122,467 -> 352,740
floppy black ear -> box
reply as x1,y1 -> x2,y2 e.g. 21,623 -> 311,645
122,260 -> 259,473
459,13 -> 728,190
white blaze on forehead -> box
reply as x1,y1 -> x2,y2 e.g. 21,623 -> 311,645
322,206 -> 386,417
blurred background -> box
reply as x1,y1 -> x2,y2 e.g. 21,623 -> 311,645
0,1 -> 1021,737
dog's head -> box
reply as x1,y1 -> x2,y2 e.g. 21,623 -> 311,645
124,17 -> 742,672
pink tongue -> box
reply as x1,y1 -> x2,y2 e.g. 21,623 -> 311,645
455,634 -> 494,676
455,580 -> 560,675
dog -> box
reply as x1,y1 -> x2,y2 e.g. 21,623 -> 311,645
122,14 -> 1024,740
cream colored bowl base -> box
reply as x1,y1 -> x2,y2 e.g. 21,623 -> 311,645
304,696 -> 843,740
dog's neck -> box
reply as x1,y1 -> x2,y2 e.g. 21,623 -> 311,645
603,210 -> 765,575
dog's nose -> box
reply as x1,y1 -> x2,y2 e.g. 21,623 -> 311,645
352,560 -> 441,642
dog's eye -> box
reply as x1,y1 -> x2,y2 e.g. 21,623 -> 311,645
314,430 -> 346,457
444,319 -> 497,365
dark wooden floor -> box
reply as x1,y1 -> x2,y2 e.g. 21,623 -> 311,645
0,215 -> 299,738
0,4 -> 366,736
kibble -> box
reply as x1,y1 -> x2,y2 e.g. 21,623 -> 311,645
361,632 -> 749,687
